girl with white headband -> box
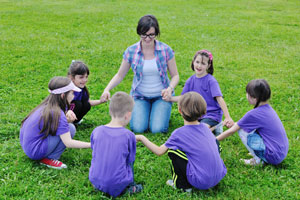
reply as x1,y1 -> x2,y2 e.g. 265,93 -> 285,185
20,76 -> 91,169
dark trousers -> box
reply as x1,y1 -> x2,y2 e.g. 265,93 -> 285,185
70,100 -> 91,123
168,149 -> 192,189
168,140 -> 221,190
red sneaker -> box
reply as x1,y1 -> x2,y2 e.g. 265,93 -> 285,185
40,158 -> 67,169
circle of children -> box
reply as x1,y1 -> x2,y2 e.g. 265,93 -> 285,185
20,14 -> 289,198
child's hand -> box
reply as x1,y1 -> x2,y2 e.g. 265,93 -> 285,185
224,117 -> 234,128
66,110 -> 77,123
161,87 -> 172,101
99,98 -> 106,104
162,93 -> 172,101
100,90 -> 110,102
135,135 -> 144,142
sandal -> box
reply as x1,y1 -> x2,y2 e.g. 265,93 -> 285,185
127,184 -> 143,195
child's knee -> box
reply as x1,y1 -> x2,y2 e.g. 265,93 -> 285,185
130,118 -> 148,133
69,123 -> 76,138
130,124 -> 147,133
214,125 -> 223,136
83,101 -> 91,111
238,129 -> 248,138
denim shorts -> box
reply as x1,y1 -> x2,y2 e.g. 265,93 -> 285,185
200,118 -> 223,136
247,132 -> 267,162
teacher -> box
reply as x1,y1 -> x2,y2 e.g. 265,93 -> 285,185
101,14 -> 179,133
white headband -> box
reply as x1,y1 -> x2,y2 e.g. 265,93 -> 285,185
48,81 -> 81,94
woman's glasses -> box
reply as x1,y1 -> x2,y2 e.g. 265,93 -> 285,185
140,33 -> 156,39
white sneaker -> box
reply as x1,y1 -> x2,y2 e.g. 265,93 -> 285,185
166,179 -> 175,189
166,179 -> 192,193
74,119 -> 84,125
184,188 -> 192,193
240,158 -> 261,166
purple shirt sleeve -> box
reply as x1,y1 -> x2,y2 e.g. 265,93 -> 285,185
90,131 -> 94,150
209,79 -> 222,97
164,131 -> 179,150
127,132 -> 136,164
56,111 -> 70,136
181,77 -> 192,95
237,111 -> 258,133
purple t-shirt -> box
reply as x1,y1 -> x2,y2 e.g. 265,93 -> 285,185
165,123 -> 227,190
89,126 -> 136,197
19,107 -> 70,160
181,74 -> 223,122
237,104 -> 289,165
73,87 -> 89,101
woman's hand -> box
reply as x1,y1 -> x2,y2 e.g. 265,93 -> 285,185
66,110 -> 77,123
161,87 -> 173,101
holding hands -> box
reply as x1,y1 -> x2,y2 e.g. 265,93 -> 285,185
135,135 -> 144,142
100,90 -> 111,103
224,117 -> 234,128
161,86 -> 173,101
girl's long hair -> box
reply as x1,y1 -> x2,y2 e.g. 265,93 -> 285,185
21,77 -> 71,138
68,60 -> 90,98
246,79 -> 271,108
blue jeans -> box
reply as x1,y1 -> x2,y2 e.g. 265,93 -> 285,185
200,118 -> 223,136
130,96 -> 172,133
238,129 -> 267,163
45,123 -> 76,160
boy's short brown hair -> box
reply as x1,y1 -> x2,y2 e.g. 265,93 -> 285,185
109,92 -> 134,118
178,92 -> 207,122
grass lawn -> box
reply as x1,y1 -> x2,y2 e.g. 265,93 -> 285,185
1,0 -> 299,199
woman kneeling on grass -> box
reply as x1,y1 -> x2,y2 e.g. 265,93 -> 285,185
20,76 -> 91,169
101,14 -> 179,134
136,92 -> 227,192
216,79 -> 289,166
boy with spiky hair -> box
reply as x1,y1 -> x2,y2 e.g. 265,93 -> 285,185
89,92 -> 142,197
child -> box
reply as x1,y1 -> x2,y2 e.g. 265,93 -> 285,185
68,60 -> 104,124
164,50 -> 234,135
216,79 -> 289,166
136,92 -> 227,191
89,92 -> 142,197
20,76 -> 91,169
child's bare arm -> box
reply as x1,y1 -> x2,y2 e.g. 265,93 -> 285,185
216,123 -> 240,141
216,96 -> 234,128
60,132 -> 91,148
136,135 -> 168,156
89,99 -> 105,106
163,95 -> 180,102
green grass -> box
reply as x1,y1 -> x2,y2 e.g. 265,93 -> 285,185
1,0 -> 299,199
